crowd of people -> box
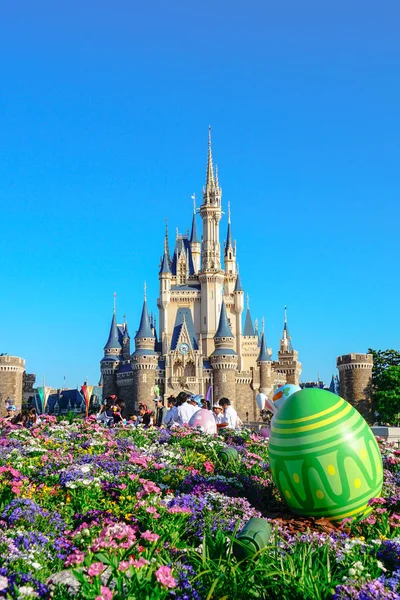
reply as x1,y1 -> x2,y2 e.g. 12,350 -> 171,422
1,393 -> 242,432
3,405 -> 41,428
95,391 -> 242,431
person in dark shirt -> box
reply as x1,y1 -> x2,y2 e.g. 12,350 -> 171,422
138,403 -> 151,427
154,398 -> 165,427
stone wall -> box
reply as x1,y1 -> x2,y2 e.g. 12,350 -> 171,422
337,353 -> 373,420
236,381 -> 256,421
132,367 -> 156,417
0,356 -> 25,415
213,368 -> 236,408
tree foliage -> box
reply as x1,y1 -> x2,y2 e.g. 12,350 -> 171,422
368,349 -> 400,425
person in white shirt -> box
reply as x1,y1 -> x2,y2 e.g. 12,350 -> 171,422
217,397 -> 238,430
213,405 -> 225,425
163,397 -> 179,428
176,392 -> 199,426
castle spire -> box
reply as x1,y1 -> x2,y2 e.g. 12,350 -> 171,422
257,331 -> 269,362
206,125 -> 215,192
215,300 -> 234,339
225,200 -> 233,254
243,295 -> 255,336
190,194 -> 199,243
281,305 -> 293,351
135,285 -> 154,339
104,302 -> 122,351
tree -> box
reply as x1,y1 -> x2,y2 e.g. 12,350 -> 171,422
368,349 -> 400,425
374,366 -> 400,426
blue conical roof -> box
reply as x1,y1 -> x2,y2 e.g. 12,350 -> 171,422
243,308 -> 255,336
190,213 -> 199,243
135,300 -> 155,339
257,333 -> 269,362
159,250 -> 171,274
225,222 -> 232,255
234,273 -> 243,292
123,322 -> 130,339
104,313 -> 122,350
215,301 -> 234,339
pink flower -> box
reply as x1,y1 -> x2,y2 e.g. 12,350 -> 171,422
87,562 -> 105,577
118,561 -> 130,571
65,550 -> 85,566
203,461 -> 214,473
155,565 -> 177,589
129,557 -> 150,568
141,530 -> 160,542
95,586 -> 113,600
168,506 -> 192,514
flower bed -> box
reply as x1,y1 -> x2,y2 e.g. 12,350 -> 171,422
0,417 -> 399,599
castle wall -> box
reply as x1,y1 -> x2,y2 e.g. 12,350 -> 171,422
0,356 -> 25,415
235,380 -> 256,421
213,367 -> 236,408
132,369 -> 156,415
337,353 -> 373,420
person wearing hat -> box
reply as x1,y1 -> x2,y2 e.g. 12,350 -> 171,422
212,404 -> 224,425
154,397 -> 165,427
4,405 -> 17,421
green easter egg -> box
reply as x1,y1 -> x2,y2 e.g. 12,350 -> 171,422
268,389 -> 383,522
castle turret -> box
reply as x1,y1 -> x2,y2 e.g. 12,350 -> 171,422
199,127 -> 225,356
132,288 -> 158,413
122,321 -> 130,360
233,270 -> 244,367
101,307 -> 122,398
190,197 -> 201,273
157,231 -> 172,355
224,202 -> 237,295
257,319 -> 273,396
0,355 -> 25,415
336,353 -> 373,420
275,306 -> 302,385
211,301 -> 238,407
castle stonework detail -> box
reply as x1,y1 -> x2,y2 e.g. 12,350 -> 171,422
0,355 -> 25,415
100,131 -> 302,420
336,353 -> 373,419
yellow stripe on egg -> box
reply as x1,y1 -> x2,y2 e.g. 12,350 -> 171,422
272,402 -> 352,435
274,398 -> 344,425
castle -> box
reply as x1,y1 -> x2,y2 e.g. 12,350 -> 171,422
100,130 -> 302,420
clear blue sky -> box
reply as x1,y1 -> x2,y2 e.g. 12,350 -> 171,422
1,1 -> 399,389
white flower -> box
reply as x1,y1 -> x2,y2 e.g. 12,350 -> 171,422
80,465 -> 91,473
0,576 -> 8,591
377,560 -> 387,572
17,585 -> 38,597
348,568 -> 356,576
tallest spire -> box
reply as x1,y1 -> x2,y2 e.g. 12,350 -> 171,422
206,125 -> 215,191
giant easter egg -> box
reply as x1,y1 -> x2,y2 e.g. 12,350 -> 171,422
268,389 -> 383,521
272,384 -> 301,408
188,408 -> 217,435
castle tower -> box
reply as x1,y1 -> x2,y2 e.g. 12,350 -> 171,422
233,271 -> 244,368
257,320 -> 273,397
276,306 -> 302,384
241,295 -> 259,371
211,301 -> 238,407
122,321 -> 131,360
157,233 -> 172,355
190,198 -> 201,274
132,288 -> 158,413
100,307 -> 122,398
224,202 -> 237,295
198,127 -> 225,356
336,353 -> 373,419
0,355 -> 25,415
